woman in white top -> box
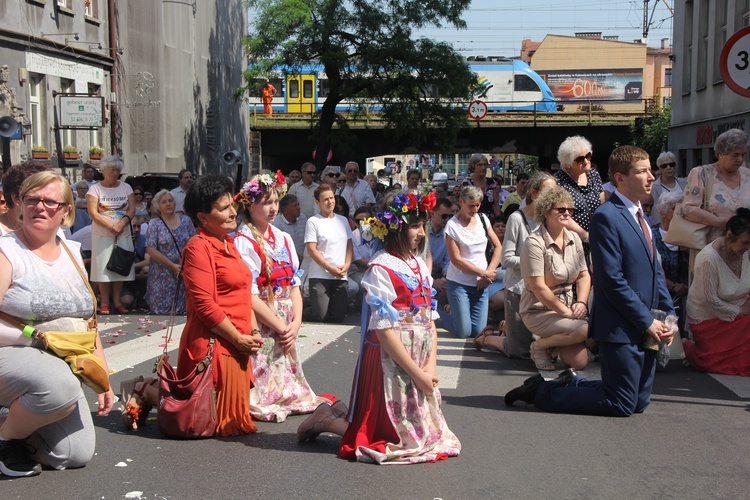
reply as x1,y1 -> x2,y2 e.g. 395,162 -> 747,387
650,152 -> 687,225
86,156 -> 135,315
0,171 -> 114,477
444,185 -> 502,338
684,209 -> 750,376
304,184 -> 353,322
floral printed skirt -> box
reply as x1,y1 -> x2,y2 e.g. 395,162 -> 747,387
249,296 -> 327,422
339,318 -> 461,464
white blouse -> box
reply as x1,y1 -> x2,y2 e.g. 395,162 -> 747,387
687,244 -> 750,324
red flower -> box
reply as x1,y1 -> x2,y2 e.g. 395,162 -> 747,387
275,169 -> 285,186
419,191 -> 437,213
406,193 -> 418,210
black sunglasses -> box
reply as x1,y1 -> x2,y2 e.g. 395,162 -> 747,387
440,213 -> 452,220
659,162 -> 676,168
133,192 -> 143,196
303,170 -> 315,175
553,207 -> 576,215
327,172 -> 341,178
574,153 -> 592,164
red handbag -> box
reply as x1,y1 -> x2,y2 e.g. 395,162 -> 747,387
156,345 -> 217,439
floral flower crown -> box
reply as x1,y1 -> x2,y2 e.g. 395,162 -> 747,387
234,170 -> 287,206
360,192 -> 436,241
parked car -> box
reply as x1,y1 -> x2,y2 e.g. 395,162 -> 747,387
124,172 -> 180,195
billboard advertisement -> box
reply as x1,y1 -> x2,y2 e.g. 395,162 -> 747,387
538,69 -> 643,100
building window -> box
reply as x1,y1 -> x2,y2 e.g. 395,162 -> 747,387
88,83 -> 102,148
696,0 -> 709,89
714,0 -> 728,83
85,0 -> 98,17
665,68 -> 673,87
60,78 -> 76,148
683,1 -> 693,94
57,0 -> 72,8
736,0 -> 750,28
29,73 -> 45,149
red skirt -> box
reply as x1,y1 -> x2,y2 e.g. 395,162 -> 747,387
684,315 -> 750,377
339,339 -> 399,460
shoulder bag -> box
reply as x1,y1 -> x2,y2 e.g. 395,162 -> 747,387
0,239 -> 110,393
155,234 -> 217,439
663,165 -> 714,250
478,213 -> 494,264
106,217 -> 136,276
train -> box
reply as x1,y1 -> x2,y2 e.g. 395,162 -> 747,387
248,57 -> 558,114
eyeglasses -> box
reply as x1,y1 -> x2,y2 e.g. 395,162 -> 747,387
439,213 -> 452,220
659,162 -> 676,168
553,207 -> 576,215
133,192 -> 143,196
23,197 -> 68,210
574,153 -> 592,164
303,170 -> 315,175
326,172 -> 341,178
337,179 -> 346,184
346,169 -> 358,173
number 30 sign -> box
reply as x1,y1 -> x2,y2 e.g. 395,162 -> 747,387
720,26 -> 750,98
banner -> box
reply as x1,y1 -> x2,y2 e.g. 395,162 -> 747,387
538,69 -> 643,100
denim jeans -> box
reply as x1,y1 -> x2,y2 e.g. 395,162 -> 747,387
446,279 -> 489,338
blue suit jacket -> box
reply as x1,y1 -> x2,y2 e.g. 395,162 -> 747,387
589,193 -> 674,344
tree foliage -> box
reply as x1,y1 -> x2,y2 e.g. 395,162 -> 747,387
630,103 -> 671,161
239,0 -> 477,168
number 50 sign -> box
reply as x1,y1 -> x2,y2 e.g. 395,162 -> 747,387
720,26 -> 750,97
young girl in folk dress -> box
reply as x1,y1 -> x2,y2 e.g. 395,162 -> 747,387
234,171 -> 330,422
296,192 -> 461,464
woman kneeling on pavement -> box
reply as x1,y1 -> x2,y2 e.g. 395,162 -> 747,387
296,192 -> 461,464
0,171 -> 115,477
516,186 -> 589,371
234,171 -> 330,422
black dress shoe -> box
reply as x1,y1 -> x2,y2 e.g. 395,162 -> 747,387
550,368 -> 576,387
504,374 -> 544,407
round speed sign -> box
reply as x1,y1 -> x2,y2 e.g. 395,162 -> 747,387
468,100 -> 488,121
720,26 -> 750,98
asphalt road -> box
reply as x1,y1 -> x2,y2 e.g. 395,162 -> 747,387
4,311 -> 750,499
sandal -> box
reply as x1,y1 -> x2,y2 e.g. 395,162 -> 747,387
297,402 -> 335,442
473,325 -> 496,351
529,341 -> 556,371
114,305 -> 128,314
99,305 -> 110,315
120,376 -> 157,431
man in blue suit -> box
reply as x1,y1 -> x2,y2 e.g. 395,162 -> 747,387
505,145 -> 676,416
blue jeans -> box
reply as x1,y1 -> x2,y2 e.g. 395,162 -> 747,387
446,279 -> 489,338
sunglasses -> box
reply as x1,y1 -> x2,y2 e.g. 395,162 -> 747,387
439,213 -> 452,220
574,152 -> 592,164
23,196 -> 68,210
133,192 -> 143,196
642,204 -> 653,209
553,207 -> 576,215
303,170 -> 315,175
659,162 -> 676,168
327,172 -> 341,178
346,169 -> 358,173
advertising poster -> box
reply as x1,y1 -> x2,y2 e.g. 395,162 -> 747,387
538,69 -> 643,100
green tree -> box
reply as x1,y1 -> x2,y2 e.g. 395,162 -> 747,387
630,103 -> 671,161
239,0 -> 477,169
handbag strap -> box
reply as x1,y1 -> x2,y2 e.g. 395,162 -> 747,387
702,165 -> 714,211
159,216 -> 182,258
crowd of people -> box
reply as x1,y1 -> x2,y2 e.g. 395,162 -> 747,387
0,129 -> 748,476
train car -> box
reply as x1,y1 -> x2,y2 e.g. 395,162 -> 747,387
248,58 -> 557,115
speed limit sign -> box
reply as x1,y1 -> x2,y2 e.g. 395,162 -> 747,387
468,100 -> 488,121
720,26 -> 750,97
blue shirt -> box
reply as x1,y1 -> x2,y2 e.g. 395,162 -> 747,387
428,222 -> 450,278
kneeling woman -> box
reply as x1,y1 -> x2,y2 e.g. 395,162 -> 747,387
234,172 -> 329,422
517,186 -> 590,371
296,192 -> 461,464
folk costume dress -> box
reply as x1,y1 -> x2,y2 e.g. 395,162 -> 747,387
339,250 -> 461,464
235,224 -> 328,422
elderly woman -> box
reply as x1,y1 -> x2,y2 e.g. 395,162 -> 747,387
178,174 -> 263,436
0,161 -> 50,235
475,171 -> 557,358
651,152 -> 687,225
144,189 -> 195,314
684,209 -> 750,376
86,156 -> 135,315
320,166 -> 342,191
445,185 -> 503,338
517,186 -> 590,371
461,153 -> 501,217
286,169 -> 301,186
554,136 -> 604,262
683,128 -> 750,255
652,190 -> 689,330
0,171 -> 114,476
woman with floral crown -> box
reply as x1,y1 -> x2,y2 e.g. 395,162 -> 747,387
234,171 -> 330,422
296,192 -> 462,464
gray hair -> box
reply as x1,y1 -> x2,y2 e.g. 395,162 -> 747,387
557,136 -> 593,167
715,128 -> 750,156
656,189 -> 683,220
321,165 -> 339,177
151,189 -> 172,215
655,151 -> 677,167
527,171 -> 556,203
278,193 -> 298,210
467,153 -> 488,174
75,180 -> 89,190
459,185 -> 483,202
99,155 -> 124,172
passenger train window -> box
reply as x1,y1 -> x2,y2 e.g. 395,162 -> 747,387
514,74 -> 539,92
303,80 -> 313,98
289,80 -> 299,99
319,79 -> 330,98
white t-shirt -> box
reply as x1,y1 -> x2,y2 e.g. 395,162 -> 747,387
304,213 -> 353,280
170,186 -> 188,213
444,213 -> 489,287
87,181 -> 133,237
